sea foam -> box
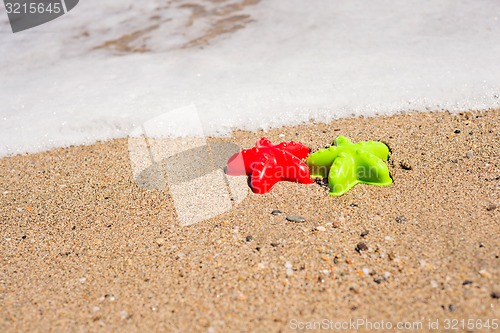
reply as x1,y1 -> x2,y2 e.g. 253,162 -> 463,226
1,0 -> 499,156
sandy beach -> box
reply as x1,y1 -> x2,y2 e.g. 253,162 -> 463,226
0,109 -> 498,332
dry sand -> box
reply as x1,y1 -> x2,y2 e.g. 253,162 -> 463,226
0,109 -> 499,332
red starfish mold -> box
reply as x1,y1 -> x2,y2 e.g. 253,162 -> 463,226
226,138 -> 314,194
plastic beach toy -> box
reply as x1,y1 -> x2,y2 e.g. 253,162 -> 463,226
306,136 -> 392,196
226,138 -> 314,194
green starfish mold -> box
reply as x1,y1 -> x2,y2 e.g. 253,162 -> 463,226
306,136 -> 392,196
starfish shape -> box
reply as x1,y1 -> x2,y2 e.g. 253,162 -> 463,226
306,136 -> 392,196
226,138 -> 313,194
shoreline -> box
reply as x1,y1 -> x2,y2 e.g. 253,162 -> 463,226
1,109 -> 498,332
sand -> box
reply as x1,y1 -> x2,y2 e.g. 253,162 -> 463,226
0,109 -> 498,332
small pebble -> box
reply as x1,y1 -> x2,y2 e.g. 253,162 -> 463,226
245,235 -> 253,242
315,226 -> 326,232
120,310 -> 129,320
479,269 -> 492,279
332,221 -> 341,228
155,238 -> 165,246
399,161 -> 412,170
454,129 -> 461,134
360,230 -> 369,237
362,267 -> 370,275
286,215 -> 305,223
395,215 -> 407,224
462,280 -> 473,285
466,151 -> 474,159
486,204 -> 497,211
270,242 -> 279,247
356,242 -> 368,252
233,291 -> 247,300
271,209 -> 282,215
430,280 -> 438,288
448,304 -> 456,312
491,292 -> 500,299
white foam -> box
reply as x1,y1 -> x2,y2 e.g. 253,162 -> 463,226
1,0 -> 500,156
